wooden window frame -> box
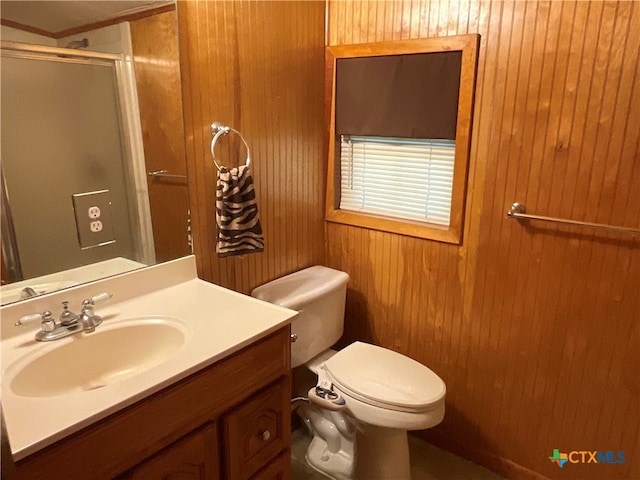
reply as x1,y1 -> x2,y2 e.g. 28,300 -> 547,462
325,34 -> 480,244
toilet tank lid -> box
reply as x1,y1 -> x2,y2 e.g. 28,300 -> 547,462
251,266 -> 349,309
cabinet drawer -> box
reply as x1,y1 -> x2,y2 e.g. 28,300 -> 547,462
223,378 -> 291,479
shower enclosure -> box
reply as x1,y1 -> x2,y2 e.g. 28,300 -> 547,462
0,42 -> 154,284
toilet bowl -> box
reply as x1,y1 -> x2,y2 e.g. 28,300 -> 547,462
251,266 -> 446,479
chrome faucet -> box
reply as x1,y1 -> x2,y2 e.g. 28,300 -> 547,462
15,292 -> 112,342
19,286 -> 38,300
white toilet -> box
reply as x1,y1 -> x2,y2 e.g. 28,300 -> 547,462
251,266 -> 445,480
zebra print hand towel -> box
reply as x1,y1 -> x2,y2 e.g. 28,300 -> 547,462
215,164 -> 264,257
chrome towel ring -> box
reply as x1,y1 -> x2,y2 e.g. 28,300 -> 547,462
210,122 -> 251,172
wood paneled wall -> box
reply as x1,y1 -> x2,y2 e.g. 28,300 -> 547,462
177,1 -> 326,293
327,1 -> 640,479
177,1 -> 637,477
130,9 -> 191,263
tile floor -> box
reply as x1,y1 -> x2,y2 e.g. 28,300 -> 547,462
291,427 -> 505,480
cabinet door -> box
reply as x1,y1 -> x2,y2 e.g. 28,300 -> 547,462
121,423 -> 219,480
251,451 -> 291,480
223,379 -> 291,479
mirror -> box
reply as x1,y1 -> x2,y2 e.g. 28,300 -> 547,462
0,1 -> 190,305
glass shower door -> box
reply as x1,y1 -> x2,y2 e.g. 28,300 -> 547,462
1,54 -> 136,280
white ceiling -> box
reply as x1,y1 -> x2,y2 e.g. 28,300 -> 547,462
1,1 -> 172,35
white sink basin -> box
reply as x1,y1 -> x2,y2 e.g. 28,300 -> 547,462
5,317 -> 189,398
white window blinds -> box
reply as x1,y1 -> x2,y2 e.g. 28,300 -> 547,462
339,135 -> 456,226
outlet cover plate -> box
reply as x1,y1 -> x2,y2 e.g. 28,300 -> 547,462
72,190 -> 116,249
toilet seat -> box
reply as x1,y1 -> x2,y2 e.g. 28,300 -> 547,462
323,342 -> 445,413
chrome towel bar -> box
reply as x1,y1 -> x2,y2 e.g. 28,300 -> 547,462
507,202 -> 640,235
148,169 -> 187,179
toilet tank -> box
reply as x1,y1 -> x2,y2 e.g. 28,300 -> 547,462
251,266 -> 349,368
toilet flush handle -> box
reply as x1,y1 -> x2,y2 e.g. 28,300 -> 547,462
290,308 -> 302,343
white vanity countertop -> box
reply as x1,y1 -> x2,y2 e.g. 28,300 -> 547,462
0,256 -> 297,461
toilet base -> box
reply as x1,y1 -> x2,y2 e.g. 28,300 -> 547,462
306,435 -> 353,480
300,404 -> 355,480
354,425 -> 411,480
300,405 -> 413,480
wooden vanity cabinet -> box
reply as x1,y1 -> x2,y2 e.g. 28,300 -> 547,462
9,327 -> 292,480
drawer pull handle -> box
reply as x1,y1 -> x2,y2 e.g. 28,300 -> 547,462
261,430 -> 271,441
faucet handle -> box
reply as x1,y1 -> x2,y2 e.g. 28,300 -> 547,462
81,292 -> 112,313
15,311 -> 56,330
15,312 -> 43,327
90,292 -> 112,305
41,311 -> 57,332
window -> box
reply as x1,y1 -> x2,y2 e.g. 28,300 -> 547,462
340,135 -> 455,225
325,35 -> 480,244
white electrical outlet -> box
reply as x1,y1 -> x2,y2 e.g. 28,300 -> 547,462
88,206 -> 101,219
72,190 -> 116,249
